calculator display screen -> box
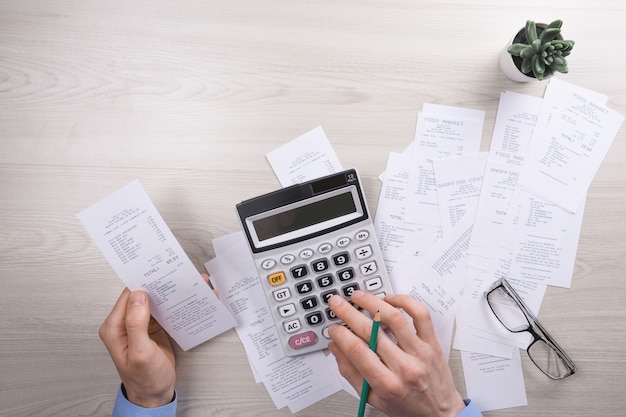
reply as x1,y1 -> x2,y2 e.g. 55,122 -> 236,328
253,191 -> 356,241
246,186 -> 364,249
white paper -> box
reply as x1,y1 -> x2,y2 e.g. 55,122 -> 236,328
470,161 -> 522,248
470,92 -> 542,249
405,153 -> 442,230
506,189 -> 585,288
266,126 -> 344,187
461,349 -> 527,411
488,91 -> 543,167
395,215 -> 474,331
413,110 -> 484,159
454,325 -> 517,359
518,80 -> 623,213
374,152 -> 440,281
404,106 -> 485,226
433,153 -> 487,238
77,181 -> 236,351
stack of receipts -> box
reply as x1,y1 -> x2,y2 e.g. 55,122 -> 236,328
374,78 -> 623,411
456,80 -> 623,411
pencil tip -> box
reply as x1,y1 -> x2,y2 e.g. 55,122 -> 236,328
374,310 -> 380,321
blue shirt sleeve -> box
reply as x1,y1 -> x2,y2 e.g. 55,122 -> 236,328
110,385 -> 475,417
456,399 -> 483,417
112,385 -> 177,417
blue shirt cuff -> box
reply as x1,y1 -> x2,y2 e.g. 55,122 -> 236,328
455,399 -> 483,417
112,384 -> 177,417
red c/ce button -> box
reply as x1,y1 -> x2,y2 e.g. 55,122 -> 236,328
288,331 -> 318,349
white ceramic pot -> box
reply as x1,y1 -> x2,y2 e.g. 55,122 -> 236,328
499,39 -> 536,82
500,24 -> 557,83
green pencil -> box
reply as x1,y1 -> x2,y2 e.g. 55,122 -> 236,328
357,310 -> 380,417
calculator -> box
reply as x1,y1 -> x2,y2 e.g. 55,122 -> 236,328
236,169 -> 393,356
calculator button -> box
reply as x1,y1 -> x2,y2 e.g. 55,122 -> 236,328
283,318 -> 301,333
278,303 -> 297,317
374,292 -> 386,300
316,274 -> 334,288
305,311 -> 324,326
359,261 -> 377,276
318,243 -> 333,254
280,254 -> 296,264
311,259 -> 329,273
322,326 -> 331,338
295,280 -> 314,294
290,264 -> 309,279
355,245 -> 373,260
322,323 -> 348,339
261,259 -> 276,270
321,289 -> 338,304
342,283 -> 359,298
325,308 -> 339,321
273,287 -> 291,302
268,272 -> 287,286
337,267 -> 355,282
365,276 -> 383,291
288,331 -> 318,349
355,230 -> 370,241
336,236 -> 351,248
332,252 -> 350,267
301,296 -> 318,310
299,248 -> 314,259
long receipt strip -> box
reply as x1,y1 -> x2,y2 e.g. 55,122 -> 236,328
77,180 -> 236,351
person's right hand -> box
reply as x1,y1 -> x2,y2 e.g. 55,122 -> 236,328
327,290 -> 466,417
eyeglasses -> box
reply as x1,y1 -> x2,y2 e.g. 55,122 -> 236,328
484,278 -> 576,379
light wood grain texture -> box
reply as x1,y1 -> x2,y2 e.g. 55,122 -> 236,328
1,1 -> 625,416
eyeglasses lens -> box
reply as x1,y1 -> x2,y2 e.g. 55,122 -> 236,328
488,286 -> 529,332
527,338 -> 573,379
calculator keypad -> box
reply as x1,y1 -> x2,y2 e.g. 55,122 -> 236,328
258,226 -> 391,355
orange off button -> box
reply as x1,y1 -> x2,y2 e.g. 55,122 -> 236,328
288,331 -> 318,349
268,272 -> 286,286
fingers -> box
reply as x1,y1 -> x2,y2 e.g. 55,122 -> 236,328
328,291 -> 442,372
327,294 -> 396,380
331,291 -> 427,354
327,320 -> 393,397
125,291 -> 154,360
327,292 -> 376,340
384,293 -> 439,347
99,288 -> 131,354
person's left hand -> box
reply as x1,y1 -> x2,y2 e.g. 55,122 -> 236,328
99,273 -> 215,407
99,287 -> 176,408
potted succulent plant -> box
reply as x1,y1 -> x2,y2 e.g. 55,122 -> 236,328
500,19 -> 575,82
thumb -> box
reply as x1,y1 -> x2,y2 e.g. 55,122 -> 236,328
125,291 -> 153,354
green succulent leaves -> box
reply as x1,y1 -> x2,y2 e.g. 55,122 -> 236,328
507,19 -> 575,80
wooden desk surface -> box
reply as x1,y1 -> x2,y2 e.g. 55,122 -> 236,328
1,1 -> 625,416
